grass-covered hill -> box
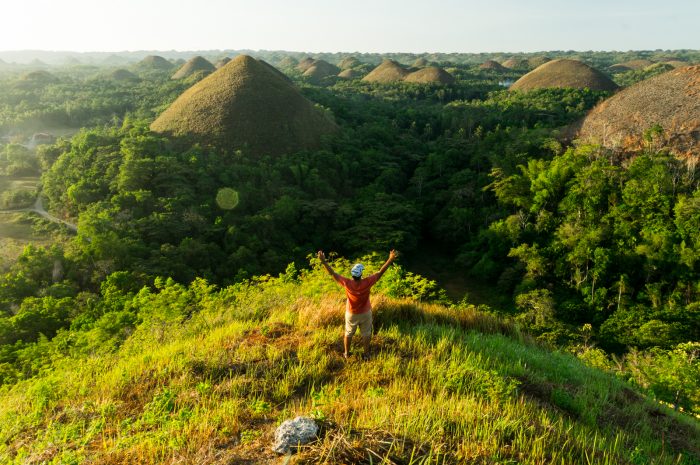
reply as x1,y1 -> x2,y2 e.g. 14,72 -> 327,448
510,59 -> 618,92
0,256 -> 697,464
150,55 -> 338,156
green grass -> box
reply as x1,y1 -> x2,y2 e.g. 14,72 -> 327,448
5,176 -> 39,192
0,266 -> 698,464
0,212 -> 54,269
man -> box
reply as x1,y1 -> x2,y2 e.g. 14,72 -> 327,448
317,249 -> 399,360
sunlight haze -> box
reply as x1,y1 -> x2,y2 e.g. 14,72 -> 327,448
1,0 -> 698,52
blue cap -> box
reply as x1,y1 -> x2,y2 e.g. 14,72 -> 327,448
350,263 -> 364,278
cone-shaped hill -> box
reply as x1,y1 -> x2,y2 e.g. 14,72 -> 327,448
172,56 -> 215,79
412,57 -> 430,67
338,69 -> 361,79
135,55 -> 173,71
17,70 -> 58,87
480,60 -> 507,71
338,56 -> 361,69
510,59 -> 618,92
150,55 -> 338,156
278,56 -> 298,69
362,59 -> 409,83
108,68 -> 140,82
404,66 -> 455,84
502,58 -> 528,69
302,60 -> 340,83
296,57 -> 316,72
215,57 -> 231,69
576,66 -> 700,156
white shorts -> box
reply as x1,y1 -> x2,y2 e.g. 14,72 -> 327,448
345,310 -> 373,337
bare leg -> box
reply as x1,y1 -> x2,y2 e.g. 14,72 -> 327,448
344,334 -> 352,359
362,336 -> 371,359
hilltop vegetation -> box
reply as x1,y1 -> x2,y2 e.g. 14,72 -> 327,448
0,257 -> 697,464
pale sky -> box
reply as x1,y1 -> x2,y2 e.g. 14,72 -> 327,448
1,0 -> 698,53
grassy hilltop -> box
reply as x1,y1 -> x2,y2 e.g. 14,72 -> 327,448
0,256 -> 697,464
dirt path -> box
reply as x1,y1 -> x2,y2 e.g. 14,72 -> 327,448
0,195 -> 77,233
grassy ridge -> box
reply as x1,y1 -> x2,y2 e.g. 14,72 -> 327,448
0,260 -> 698,464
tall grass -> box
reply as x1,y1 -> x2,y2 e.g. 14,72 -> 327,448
0,263 -> 698,464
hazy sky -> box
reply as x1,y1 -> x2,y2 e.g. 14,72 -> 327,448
1,0 -> 698,53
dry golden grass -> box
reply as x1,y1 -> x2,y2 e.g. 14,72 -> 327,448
576,65 -> 700,156
171,56 -> 215,79
412,57 -> 429,68
1,267 -> 698,465
362,60 -> 410,83
302,60 -> 340,83
337,56 -> 361,70
337,69 -> 361,79
510,59 -> 618,92
479,60 -> 507,71
502,58 -> 529,69
296,57 -> 316,72
135,55 -> 173,70
404,66 -> 456,85
151,54 -> 338,156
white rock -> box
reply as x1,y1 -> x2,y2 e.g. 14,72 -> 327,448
271,416 -> 318,454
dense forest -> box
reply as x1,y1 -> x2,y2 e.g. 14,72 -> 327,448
0,52 -> 698,421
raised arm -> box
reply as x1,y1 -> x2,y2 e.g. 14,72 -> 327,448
317,250 -> 336,276
376,249 -> 399,279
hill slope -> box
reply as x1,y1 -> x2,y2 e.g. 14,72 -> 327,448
150,54 -> 337,156
576,65 -> 700,156
511,59 -> 618,92
480,60 -> 507,71
362,59 -> 410,83
404,66 -> 455,84
135,55 -> 173,71
302,59 -> 340,83
171,56 -> 215,79
0,258 -> 696,464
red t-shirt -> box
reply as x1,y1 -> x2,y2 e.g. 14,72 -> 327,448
332,273 -> 380,314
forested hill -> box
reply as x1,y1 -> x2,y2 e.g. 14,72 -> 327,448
0,258 -> 697,464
